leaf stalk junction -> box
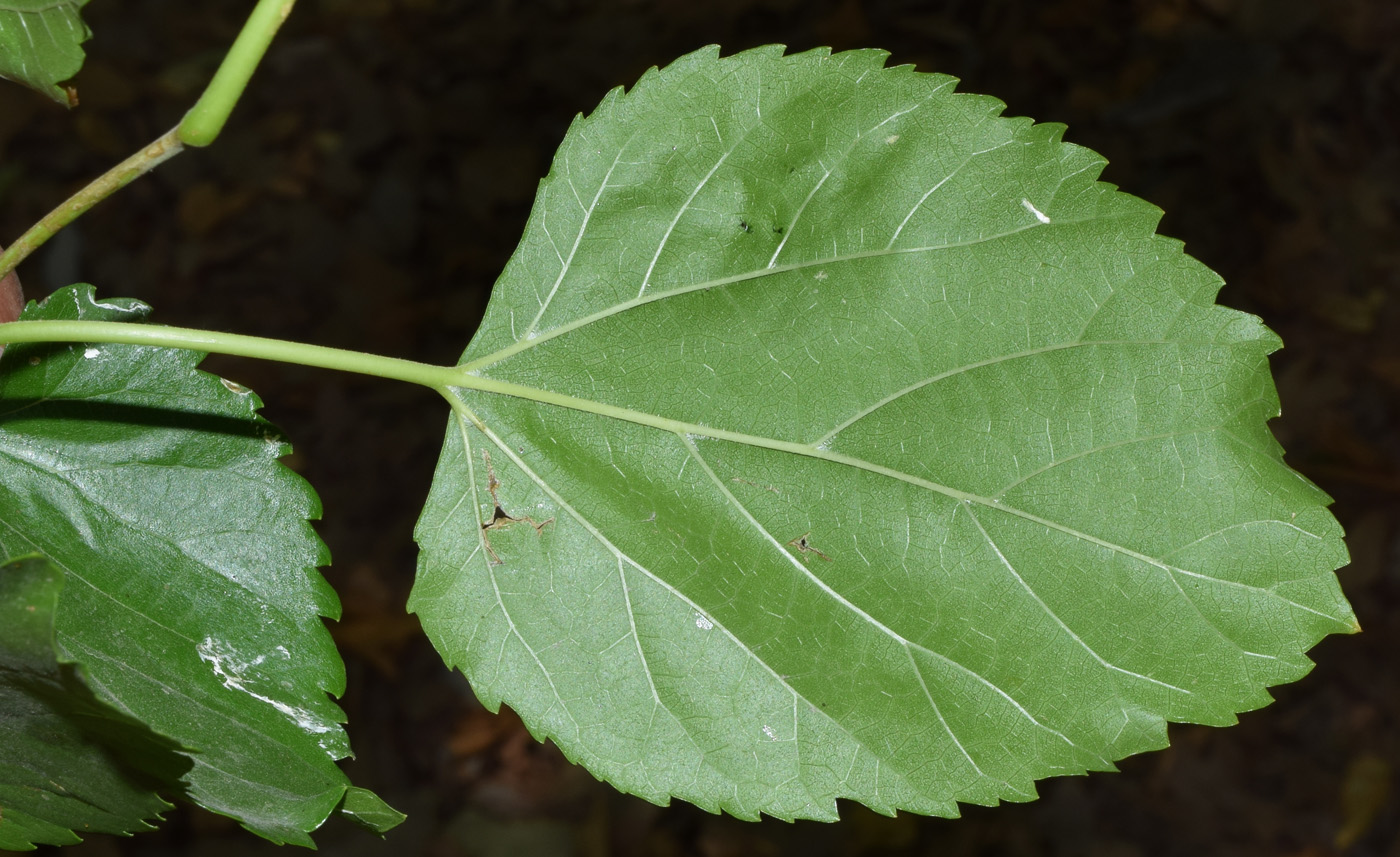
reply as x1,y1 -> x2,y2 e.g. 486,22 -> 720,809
0,318 -> 976,511
0,319 -> 928,486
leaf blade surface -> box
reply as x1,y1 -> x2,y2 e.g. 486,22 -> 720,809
415,46 -> 1355,819
0,555 -> 181,850
0,287 -> 372,845
0,0 -> 89,104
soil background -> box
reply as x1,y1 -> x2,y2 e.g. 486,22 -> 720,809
4,0 -> 1398,855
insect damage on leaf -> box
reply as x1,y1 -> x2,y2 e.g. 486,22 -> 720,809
786,532 -> 832,562
478,450 -> 553,564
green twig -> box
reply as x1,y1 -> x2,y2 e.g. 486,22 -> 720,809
178,0 -> 299,147
0,128 -> 184,279
0,0 -> 300,280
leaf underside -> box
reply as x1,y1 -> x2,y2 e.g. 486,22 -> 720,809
0,0 -> 90,104
0,556 -> 179,850
0,288 -> 366,846
413,45 -> 1355,821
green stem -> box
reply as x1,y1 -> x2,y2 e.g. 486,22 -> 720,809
178,0 -> 299,147
0,317 -> 826,463
0,320 -> 464,391
0,0 -> 299,279
0,128 -> 184,278
0,317 -> 812,453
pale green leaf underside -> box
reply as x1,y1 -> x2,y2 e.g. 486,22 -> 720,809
0,288 -> 358,845
413,46 -> 1355,820
0,0 -> 89,103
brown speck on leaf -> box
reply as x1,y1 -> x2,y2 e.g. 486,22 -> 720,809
731,476 -> 780,494
787,532 -> 832,562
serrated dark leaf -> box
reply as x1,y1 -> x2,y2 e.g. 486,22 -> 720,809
0,1 -> 90,104
0,286 -> 389,845
0,555 -> 182,850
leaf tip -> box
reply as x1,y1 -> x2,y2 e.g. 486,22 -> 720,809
336,786 -> 406,836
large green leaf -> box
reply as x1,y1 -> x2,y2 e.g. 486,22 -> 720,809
413,46 -> 1356,820
0,287 -> 384,845
0,555 -> 182,850
0,1 -> 90,104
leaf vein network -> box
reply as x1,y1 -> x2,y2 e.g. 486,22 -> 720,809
454,402 -> 944,799
0,478 -> 288,640
466,212 -> 1116,374
768,80 -> 958,267
679,433 -> 1085,758
453,412 -> 582,739
962,502 -> 1191,695
524,137 -> 638,339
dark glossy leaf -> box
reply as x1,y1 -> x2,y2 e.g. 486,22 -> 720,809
336,787 -> 407,836
0,1 -> 89,104
0,555 -> 180,850
0,286 -> 381,845
414,46 -> 1356,820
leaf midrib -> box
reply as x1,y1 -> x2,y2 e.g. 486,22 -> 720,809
450,376 -> 1336,627
451,382 -> 1333,799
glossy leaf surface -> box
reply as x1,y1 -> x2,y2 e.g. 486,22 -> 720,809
0,0 -> 89,104
336,787 -> 408,836
0,287 -> 374,845
414,46 -> 1356,820
0,556 -> 180,850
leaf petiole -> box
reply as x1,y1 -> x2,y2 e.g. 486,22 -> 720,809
0,319 -> 463,392
0,318 -> 830,454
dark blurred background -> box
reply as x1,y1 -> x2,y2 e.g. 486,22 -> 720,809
3,0 -> 1397,854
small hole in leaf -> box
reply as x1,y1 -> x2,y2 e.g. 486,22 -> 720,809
483,506 -> 514,530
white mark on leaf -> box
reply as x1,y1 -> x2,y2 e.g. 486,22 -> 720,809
1021,198 -> 1051,224
695,614 -> 714,630
83,347 -> 99,359
885,134 -> 899,144
814,270 -> 828,280
196,636 -> 339,754
762,725 -> 777,741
